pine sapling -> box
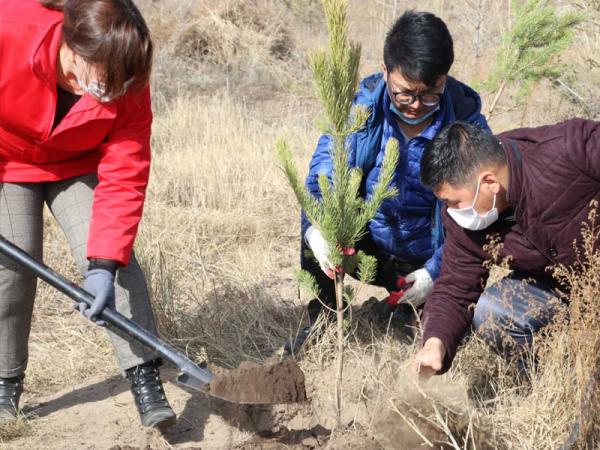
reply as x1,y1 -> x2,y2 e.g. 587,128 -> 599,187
485,0 -> 585,117
277,0 -> 398,426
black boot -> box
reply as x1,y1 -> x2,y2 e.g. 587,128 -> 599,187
126,359 -> 176,428
284,298 -> 339,355
0,374 -> 24,423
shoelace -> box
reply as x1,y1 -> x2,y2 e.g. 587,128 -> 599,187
0,377 -> 23,406
129,367 -> 168,414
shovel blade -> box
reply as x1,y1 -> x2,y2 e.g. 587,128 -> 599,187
176,371 -> 209,391
175,360 -> 214,391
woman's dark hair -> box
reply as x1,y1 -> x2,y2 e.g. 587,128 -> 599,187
40,0 -> 153,97
420,122 -> 506,189
383,11 -> 454,88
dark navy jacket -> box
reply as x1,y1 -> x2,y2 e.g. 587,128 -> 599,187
302,72 -> 490,279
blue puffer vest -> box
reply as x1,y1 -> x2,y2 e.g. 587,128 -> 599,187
302,72 -> 490,279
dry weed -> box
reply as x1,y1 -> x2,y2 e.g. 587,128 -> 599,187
0,414 -> 31,443
138,0 -> 315,108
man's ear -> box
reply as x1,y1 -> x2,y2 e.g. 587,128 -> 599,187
481,170 -> 501,194
382,62 -> 388,82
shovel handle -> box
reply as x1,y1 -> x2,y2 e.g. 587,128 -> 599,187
0,235 -> 213,385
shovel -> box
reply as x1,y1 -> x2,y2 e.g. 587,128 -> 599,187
0,235 -> 306,405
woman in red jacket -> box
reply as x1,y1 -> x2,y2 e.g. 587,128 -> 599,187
0,0 -> 175,428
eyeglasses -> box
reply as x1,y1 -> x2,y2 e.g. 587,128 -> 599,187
86,78 -> 134,103
74,56 -> 133,103
390,90 -> 444,107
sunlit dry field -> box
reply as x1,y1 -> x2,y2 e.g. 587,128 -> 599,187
1,1 -> 599,448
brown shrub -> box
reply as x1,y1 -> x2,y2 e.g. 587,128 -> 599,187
138,0 -> 315,108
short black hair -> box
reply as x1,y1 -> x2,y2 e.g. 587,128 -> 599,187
383,11 -> 454,87
421,122 -> 506,189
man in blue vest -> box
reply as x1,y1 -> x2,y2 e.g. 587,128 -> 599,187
286,11 -> 490,353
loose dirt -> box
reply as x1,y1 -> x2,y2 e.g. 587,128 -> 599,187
1,356 -> 468,450
206,358 -> 307,404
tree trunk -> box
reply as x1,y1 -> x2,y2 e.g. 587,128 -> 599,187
334,270 -> 345,427
487,79 -> 506,119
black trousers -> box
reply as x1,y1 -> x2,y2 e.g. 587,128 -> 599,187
300,231 -> 421,323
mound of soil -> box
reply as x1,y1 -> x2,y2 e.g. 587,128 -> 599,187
206,358 -> 307,404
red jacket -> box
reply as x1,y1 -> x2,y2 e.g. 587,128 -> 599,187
0,0 -> 152,265
422,119 -> 600,372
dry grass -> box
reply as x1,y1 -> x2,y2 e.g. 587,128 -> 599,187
12,0 -> 600,448
500,206 -> 600,448
137,0 -> 320,110
0,414 -> 31,443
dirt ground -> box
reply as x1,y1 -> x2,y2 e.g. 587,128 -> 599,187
1,281 -> 459,450
1,293 -> 475,450
6,367 -> 316,450
3,363 -> 457,450
0,375 -> 365,449
0,256 -> 473,450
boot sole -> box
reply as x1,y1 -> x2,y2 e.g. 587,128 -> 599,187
141,407 -> 177,429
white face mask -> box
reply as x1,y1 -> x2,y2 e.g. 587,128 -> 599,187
447,177 -> 498,231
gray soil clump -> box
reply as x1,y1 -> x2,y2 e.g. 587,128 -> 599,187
206,358 -> 307,404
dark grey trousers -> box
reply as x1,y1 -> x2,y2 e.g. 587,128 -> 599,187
0,174 -> 157,378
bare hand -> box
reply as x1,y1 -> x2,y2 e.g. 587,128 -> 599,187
413,337 -> 445,381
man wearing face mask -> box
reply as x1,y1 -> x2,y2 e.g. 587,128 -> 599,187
285,11 -> 490,353
414,120 -> 600,379
0,0 -> 176,428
